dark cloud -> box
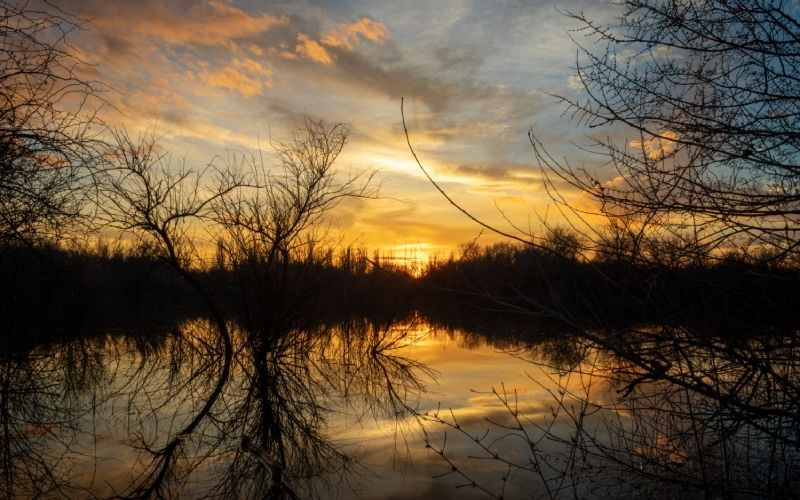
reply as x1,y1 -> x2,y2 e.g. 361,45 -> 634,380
434,46 -> 485,77
268,42 -> 491,114
99,33 -> 137,59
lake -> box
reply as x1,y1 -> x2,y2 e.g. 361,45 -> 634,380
2,316 -> 798,498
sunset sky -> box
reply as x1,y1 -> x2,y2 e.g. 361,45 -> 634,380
64,0 -> 614,260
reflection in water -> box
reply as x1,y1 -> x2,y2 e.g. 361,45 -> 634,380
0,318 -> 434,499
1,319 -> 799,498
420,326 -> 800,498
1,339 -> 99,498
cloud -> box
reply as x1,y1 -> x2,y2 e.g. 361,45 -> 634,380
74,0 -> 494,121
348,199 -> 487,248
205,58 -> 273,96
284,17 -> 388,65
69,0 -> 286,47
284,47 -> 487,113
629,130 -> 678,160
322,18 -> 389,49
567,74 -> 584,90
289,33 -> 334,64
443,163 -> 541,184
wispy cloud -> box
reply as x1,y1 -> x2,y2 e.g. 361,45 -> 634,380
204,58 -> 273,96
322,18 -> 389,49
69,0 -> 286,46
283,17 -> 389,64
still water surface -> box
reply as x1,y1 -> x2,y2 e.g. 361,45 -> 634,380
4,317 -> 797,498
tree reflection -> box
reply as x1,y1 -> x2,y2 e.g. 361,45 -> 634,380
1,348 -> 85,498
0,334 -> 162,498
421,324 -> 800,498
7,314 -> 798,498
211,319 -> 431,499
124,318 -> 432,499
0,316 -> 433,499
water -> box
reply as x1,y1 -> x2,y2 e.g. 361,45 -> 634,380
2,317 -> 798,498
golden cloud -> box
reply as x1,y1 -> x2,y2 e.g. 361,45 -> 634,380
287,17 -> 388,65
322,18 -> 389,49
84,0 -> 286,46
629,130 -> 679,160
205,58 -> 272,97
292,34 -> 334,65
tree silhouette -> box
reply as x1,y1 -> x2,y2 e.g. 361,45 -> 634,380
406,2 -> 800,496
0,0 -> 103,246
532,0 -> 800,263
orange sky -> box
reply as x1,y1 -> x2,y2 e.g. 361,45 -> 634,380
58,0 -> 617,260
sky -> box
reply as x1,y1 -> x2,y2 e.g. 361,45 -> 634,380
61,0 -> 616,262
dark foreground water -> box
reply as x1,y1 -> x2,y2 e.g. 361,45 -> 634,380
3,317 -> 799,498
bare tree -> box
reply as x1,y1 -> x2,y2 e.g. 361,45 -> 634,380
98,119 -> 377,497
99,130 -> 242,498
405,2 -> 800,497
532,0 -> 800,262
211,118 -> 376,266
209,118 -> 376,344
0,0 -> 104,246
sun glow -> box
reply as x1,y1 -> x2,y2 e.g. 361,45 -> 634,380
380,242 -> 436,275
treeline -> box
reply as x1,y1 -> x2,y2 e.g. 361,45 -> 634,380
0,242 -> 416,352
0,244 -> 192,345
418,235 -> 800,334
206,245 -> 417,338
7,228 -> 800,352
